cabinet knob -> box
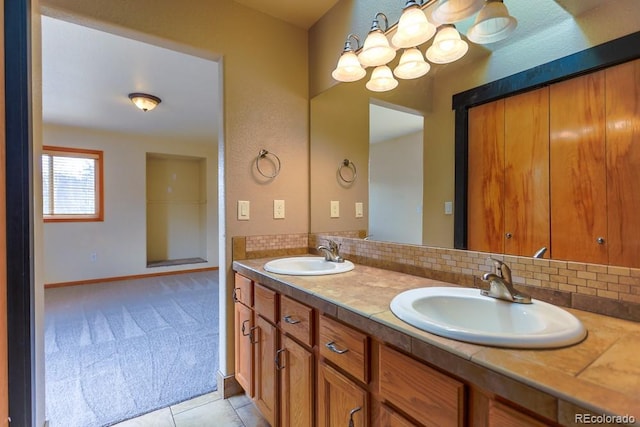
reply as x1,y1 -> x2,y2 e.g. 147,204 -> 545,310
596,237 -> 605,245
505,232 -> 513,239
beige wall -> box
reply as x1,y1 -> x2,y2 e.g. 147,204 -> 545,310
43,124 -> 218,284
309,0 -> 640,248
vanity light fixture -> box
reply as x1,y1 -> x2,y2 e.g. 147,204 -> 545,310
332,34 -> 367,82
394,47 -> 431,79
128,93 -> 161,112
332,0 -> 517,91
467,0 -> 517,44
431,0 -> 484,23
392,0 -> 436,49
425,24 -> 469,64
358,13 -> 396,67
366,65 -> 399,92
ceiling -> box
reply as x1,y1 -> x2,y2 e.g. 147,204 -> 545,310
41,0 -> 609,143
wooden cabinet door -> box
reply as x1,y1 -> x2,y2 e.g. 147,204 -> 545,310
234,301 -> 254,397
468,100 -> 505,253
605,59 -> 640,268
280,336 -> 313,427
504,88 -> 550,257
254,315 -> 278,426
550,71 -> 608,264
318,362 -> 368,427
489,400 -> 549,427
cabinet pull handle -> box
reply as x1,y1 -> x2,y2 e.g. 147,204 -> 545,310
233,287 -> 240,302
249,326 -> 259,344
597,237 -> 605,245
275,348 -> 286,370
241,319 -> 251,336
283,315 -> 300,324
325,341 -> 349,354
348,406 -> 362,427
505,232 -> 513,239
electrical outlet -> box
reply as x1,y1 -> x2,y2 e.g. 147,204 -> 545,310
274,199 -> 285,219
444,201 -> 453,215
355,202 -> 363,218
330,200 -> 340,218
238,200 -> 250,220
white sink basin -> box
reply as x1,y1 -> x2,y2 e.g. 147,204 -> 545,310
390,287 -> 587,348
263,256 -> 354,276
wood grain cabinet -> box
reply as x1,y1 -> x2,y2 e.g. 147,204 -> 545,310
468,87 -> 550,257
317,362 -> 368,427
468,58 -> 640,267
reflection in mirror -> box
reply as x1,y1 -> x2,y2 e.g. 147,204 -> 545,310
369,103 -> 423,245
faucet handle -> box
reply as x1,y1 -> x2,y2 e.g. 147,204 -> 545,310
487,257 -> 511,283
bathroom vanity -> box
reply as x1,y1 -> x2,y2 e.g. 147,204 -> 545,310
233,257 -> 640,427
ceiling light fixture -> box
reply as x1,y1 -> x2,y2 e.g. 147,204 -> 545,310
331,0 -> 517,92
128,93 -> 161,112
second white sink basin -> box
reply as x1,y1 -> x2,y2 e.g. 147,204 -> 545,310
390,287 -> 587,348
264,256 -> 354,276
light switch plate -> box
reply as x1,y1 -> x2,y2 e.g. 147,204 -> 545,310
330,200 -> 340,218
355,202 -> 363,218
238,200 -> 250,220
274,199 -> 285,219
444,201 -> 453,215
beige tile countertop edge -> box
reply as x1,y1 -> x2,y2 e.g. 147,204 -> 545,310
233,258 -> 640,422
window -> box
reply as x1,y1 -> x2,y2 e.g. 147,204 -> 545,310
42,146 -> 103,222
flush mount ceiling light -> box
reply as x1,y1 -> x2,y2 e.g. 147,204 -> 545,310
128,93 -> 161,112
392,0 -> 436,49
467,0 -> 517,44
332,34 -> 367,82
426,24 -> 469,64
431,0 -> 484,23
331,0 -> 517,92
358,13 -> 396,67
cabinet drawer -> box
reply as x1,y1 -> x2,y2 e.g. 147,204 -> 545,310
254,283 -> 278,323
319,315 -> 368,383
489,400 -> 549,427
233,273 -> 253,307
379,345 -> 464,427
280,295 -> 313,347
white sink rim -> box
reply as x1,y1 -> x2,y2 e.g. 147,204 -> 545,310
263,256 -> 355,276
390,287 -> 587,349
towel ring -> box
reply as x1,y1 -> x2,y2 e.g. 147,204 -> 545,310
255,149 -> 281,179
338,159 -> 357,183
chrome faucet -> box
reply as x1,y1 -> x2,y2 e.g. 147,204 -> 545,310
480,257 -> 532,304
533,247 -> 547,259
317,240 -> 344,263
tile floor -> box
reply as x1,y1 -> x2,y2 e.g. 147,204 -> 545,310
113,391 -> 269,427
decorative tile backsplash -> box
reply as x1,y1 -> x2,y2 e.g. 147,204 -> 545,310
233,232 -> 640,322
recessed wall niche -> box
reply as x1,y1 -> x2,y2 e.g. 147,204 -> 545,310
146,153 -> 207,267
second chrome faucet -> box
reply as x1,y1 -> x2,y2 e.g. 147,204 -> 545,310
480,257 -> 532,304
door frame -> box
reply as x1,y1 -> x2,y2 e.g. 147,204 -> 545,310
5,0 -> 35,425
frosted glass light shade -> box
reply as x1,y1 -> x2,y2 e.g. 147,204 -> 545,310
431,0 -> 484,23
467,0 -> 517,44
425,25 -> 468,64
129,93 -> 161,112
366,66 -> 399,92
359,30 -> 396,67
392,4 -> 436,49
394,48 -> 431,79
332,51 -> 366,82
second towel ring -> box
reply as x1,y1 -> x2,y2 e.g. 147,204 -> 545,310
338,159 -> 357,183
255,149 -> 281,179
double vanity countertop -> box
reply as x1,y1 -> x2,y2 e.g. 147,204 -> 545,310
233,257 -> 640,424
